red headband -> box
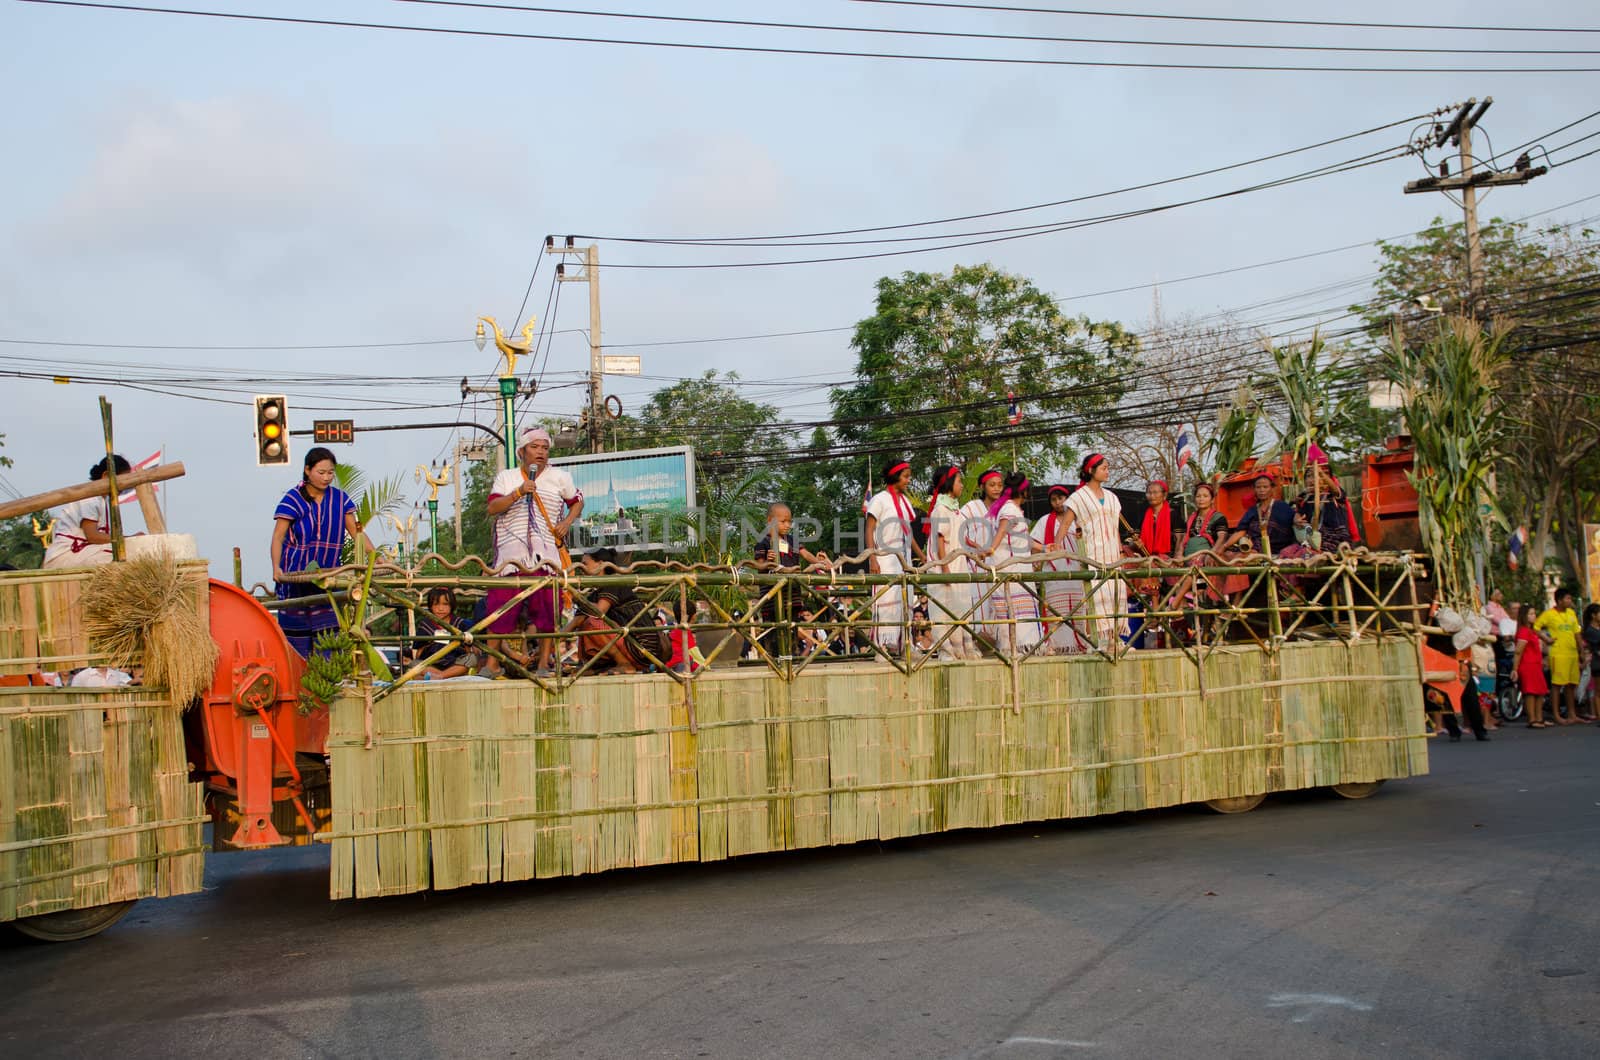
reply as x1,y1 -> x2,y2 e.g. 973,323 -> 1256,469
885,461 -> 910,479
979,469 -> 1003,483
1150,479 -> 1168,491
1085,454 -> 1105,471
1048,484 -> 1070,497
934,465 -> 960,491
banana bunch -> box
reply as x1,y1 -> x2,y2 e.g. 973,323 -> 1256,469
299,630 -> 357,714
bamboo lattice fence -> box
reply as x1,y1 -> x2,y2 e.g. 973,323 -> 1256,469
0,566 -> 209,922
324,637 -> 1425,900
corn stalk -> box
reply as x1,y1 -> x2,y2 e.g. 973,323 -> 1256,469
1384,316 -> 1511,609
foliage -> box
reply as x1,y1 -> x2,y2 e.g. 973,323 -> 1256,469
1384,316 -> 1511,609
0,431 -> 11,469
333,462 -> 408,563
615,370 -> 794,512
1355,215 -> 1600,575
1205,390 -> 1262,484
0,514 -> 45,569
831,264 -> 1137,479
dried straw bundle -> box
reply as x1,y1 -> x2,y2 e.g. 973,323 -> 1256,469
81,554 -> 217,705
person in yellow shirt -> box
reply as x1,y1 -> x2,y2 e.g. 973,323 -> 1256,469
1534,588 -> 1584,725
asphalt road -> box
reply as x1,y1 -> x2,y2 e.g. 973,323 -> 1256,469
4,726 -> 1598,1059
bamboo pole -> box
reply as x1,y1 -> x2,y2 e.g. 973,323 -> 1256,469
0,462 -> 186,521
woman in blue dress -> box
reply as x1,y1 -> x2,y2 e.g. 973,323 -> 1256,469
269,447 -> 365,656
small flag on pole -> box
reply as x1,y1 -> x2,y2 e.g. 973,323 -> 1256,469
118,450 -> 162,505
1508,525 -> 1528,569
1007,391 -> 1022,426
1174,428 -> 1195,472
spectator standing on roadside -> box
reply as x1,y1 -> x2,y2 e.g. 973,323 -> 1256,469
1535,588 -> 1584,725
1515,603 -> 1552,728
1580,603 -> 1600,721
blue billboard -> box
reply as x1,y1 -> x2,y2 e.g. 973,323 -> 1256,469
552,445 -> 696,552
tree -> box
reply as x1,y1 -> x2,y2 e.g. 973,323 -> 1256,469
831,264 -> 1137,479
1355,215 -> 1600,576
332,463 -> 407,563
0,515 -> 44,569
615,370 -> 794,512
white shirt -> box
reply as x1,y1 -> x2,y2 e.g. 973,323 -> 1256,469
1064,485 -> 1123,565
42,495 -> 109,567
929,496 -> 971,573
490,465 -> 581,571
865,489 -> 916,556
957,498 -> 995,556
71,666 -> 133,688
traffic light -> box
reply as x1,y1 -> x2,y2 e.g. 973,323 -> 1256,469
254,395 -> 289,466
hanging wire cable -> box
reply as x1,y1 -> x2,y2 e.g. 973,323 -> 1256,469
845,0 -> 1600,35
19,2 -> 1600,72
387,0 -> 1600,56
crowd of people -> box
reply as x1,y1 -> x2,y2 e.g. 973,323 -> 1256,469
255,430 -> 1600,713
257,430 -> 1384,678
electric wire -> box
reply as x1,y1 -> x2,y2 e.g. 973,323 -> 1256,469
19,2 -> 1600,73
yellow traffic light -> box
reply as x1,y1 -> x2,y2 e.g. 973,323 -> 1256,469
254,395 -> 289,466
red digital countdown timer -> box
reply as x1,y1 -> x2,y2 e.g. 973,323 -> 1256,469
313,420 -> 355,444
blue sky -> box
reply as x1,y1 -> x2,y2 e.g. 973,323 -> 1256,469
2,0 -> 1596,582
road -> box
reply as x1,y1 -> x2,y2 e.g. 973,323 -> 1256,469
4,726 -> 1598,1059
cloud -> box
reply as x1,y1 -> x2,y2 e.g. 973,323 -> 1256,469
21,95 -> 540,304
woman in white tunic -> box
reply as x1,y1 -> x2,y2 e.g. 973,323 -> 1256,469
926,465 -> 978,660
41,455 -> 130,569
1058,453 -> 1129,650
984,471 -> 1042,655
959,470 -> 1003,653
1032,484 -> 1089,654
864,459 -> 922,653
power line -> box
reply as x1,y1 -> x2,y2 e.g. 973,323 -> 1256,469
20,2 -> 1600,73
845,1 -> 1600,36
578,111 -> 1439,244
388,0 -> 1600,56
582,150 -> 1418,269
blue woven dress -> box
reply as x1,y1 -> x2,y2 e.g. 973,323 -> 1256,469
273,484 -> 355,656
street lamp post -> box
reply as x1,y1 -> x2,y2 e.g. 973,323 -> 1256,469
475,316 -> 537,470
416,462 -> 451,556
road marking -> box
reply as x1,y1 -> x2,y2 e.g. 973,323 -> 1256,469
1267,992 -> 1374,1023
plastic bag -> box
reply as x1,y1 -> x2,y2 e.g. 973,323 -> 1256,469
1436,607 -> 1465,633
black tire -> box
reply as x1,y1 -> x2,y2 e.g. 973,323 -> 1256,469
1204,793 -> 1266,814
1498,684 -> 1524,723
10,901 -> 136,943
1330,781 -> 1385,800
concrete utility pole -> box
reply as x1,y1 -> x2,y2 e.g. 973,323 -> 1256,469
545,236 -> 604,453
1404,98 -> 1547,318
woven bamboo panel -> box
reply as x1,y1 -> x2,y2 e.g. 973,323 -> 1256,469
0,688 -> 206,922
324,640 -> 1429,900
0,562 -> 210,677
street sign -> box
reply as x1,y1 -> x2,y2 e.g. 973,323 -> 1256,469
601,355 -> 641,376
313,419 -> 355,444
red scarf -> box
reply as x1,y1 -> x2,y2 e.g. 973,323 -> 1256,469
1140,502 -> 1171,556
886,486 -> 914,526
1043,512 -> 1061,546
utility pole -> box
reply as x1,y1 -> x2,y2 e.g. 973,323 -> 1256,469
545,236 -> 605,453
1404,98 -> 1547,318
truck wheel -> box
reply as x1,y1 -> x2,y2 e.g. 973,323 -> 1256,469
1330,781 -> 1385,800
1204,793 -> 1266,814
11,901 -> 136,942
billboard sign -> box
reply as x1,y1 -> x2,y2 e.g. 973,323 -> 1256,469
1587,523 -> 1600,606
552,445 -> 696,552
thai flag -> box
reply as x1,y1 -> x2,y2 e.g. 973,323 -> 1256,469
1175,428 -> 1195,472
1508,525 -> 1528,569
1007,391 -> 1022,426
117,450 -> 162,505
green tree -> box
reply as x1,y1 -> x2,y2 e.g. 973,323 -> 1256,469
615,370 -> 794,512
1355,216 -> 1600,576
831,264 -> 1137,478
0,515 -> 44,569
